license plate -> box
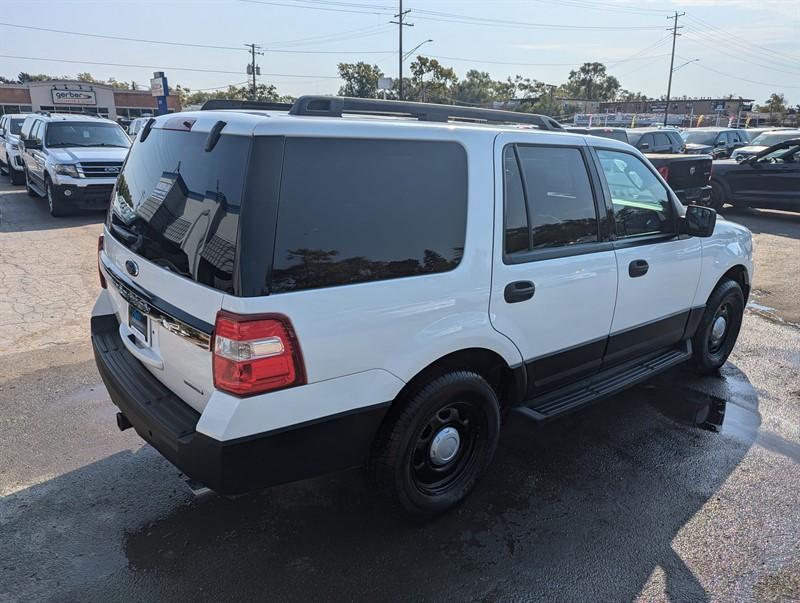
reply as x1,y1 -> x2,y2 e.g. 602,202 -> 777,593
128,305 -> 149,343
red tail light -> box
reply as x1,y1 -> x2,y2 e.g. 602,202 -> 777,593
657,166 -> 670,181
213,311 -> 305,396
98,234 -> 107,289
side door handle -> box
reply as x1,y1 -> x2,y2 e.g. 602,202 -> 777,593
628,259 -> 649,278
504,280 -> 535,303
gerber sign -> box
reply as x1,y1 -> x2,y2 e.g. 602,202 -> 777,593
51,89 -> 96,105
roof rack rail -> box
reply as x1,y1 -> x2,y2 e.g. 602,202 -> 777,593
289,95 -> 563,131
201,99 -> 293,111
36,110 -> 51,117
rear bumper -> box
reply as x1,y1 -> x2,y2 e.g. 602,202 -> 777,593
91,313 -> 388,494
674,185 -> 712,206
52,182 -> 114,209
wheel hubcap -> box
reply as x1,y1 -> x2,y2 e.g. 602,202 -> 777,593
429,426 -> 461,466
709,304 -> 730,353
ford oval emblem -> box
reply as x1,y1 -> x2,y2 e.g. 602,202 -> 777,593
125,259 -> 139,277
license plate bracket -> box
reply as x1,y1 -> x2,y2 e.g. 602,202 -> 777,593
128,305 -> 149,343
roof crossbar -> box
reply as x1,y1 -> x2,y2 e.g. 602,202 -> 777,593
288,96 -> 563,130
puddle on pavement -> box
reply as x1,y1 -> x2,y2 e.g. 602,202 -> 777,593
647,377 -> 761,443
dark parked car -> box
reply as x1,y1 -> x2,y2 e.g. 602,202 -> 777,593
710,138 -> 800,212
566,127 -> 629,143
626,128 -> 685,154
682,128 -> 749,159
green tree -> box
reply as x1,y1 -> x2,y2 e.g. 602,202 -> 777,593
406,56 -> 457,103
337,62 -> 384,98
761,92 -> 787,124
451,70 -> 513,105
560,62 -> 620,101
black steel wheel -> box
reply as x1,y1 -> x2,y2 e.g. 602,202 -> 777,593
691,279 -> 744,374
369,371 -> 500,515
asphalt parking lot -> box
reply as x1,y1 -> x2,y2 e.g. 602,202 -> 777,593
0,179 -> 798,601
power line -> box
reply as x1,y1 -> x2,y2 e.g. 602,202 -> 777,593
409,8 -> 665,31
0,21 -> 245,51
426,52 -> 671,68
0,53 -> 340,78
0,20 -> 393,55
238,0 -> 393,15
675,54 -> 800,90
682,25 -> 800,74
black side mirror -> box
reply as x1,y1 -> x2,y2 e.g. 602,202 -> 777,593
23,140 -> 40,150
681,205 -> 716,237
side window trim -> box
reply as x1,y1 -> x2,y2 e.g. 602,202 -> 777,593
588,145 -> 681,243
502,142 -> 608,265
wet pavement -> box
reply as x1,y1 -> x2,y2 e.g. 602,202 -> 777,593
1,180 -> 799,601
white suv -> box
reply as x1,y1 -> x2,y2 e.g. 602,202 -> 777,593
0,113 -> 32,184
92,97 -> 753,514
19,113 -> 131,216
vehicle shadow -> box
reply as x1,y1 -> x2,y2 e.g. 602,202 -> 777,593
0,187 -> 105,233
720,206 -> 800,241
1,363 -> 761,601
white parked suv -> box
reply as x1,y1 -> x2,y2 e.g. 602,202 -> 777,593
19,113 -> 131,216
92,97 -> 753,514
0,113 -> 32,184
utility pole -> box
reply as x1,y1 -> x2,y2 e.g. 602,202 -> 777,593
663,11 -> 684,126
245,43 -> 263,101
391,0 -> 413,100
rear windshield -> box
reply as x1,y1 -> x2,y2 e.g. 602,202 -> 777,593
682,131 -> 717,145
109,131 -> 468,296
110,129 -> 250,293
626,131 -> 644,145
589,129 -> 629,143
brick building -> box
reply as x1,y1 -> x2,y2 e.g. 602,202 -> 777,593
0,80 -> 180,119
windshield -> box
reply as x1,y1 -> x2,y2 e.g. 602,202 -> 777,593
45,122 -> 130,148
750,131 -> 800,147
682,131 -> 717,145
8,118 -> 24,135
759,144 -> 800,163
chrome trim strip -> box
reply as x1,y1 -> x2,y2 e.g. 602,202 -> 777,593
101,257 -> 213,350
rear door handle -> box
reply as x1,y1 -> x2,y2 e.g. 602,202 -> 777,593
628,259 -> 649,278
504,280 -> 535,303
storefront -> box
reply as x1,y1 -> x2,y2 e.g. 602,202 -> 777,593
0,80 -> 181,119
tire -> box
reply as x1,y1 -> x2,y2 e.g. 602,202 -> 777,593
368,370 -> 501,515
46,178 -> 68,217
710,181 -> 726,212
690,279 -> 745,375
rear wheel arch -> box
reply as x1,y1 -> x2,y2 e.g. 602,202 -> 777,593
389,348 -> 523,415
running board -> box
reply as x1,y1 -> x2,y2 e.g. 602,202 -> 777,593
515,341 -> 693,421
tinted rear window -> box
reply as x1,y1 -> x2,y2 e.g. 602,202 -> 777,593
270,138 -> 467,293
110,129 -> 250,293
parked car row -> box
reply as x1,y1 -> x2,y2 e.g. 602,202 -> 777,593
0,112 -> 130,216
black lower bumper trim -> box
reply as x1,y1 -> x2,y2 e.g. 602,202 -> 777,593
91,313 -> 390,494
54,183 -> 114,209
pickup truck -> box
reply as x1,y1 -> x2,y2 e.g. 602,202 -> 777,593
644,154 -> 712,207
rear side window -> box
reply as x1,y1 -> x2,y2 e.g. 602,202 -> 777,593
110,129 -> 250,293
270,138 -> 467,293
655,132 -> 671,147
503,145 -> 598,255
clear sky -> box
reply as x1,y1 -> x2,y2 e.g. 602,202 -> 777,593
1,0 -> 798,105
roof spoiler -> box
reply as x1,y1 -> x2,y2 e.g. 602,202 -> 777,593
200,99 -> 294,111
